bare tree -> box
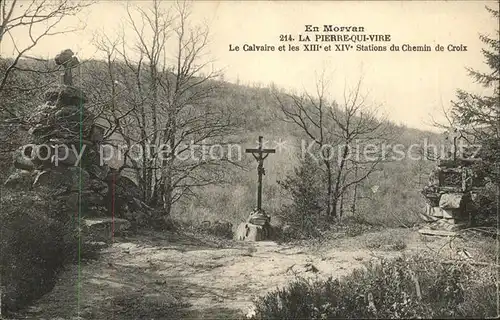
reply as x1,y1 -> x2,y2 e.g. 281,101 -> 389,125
0,0 -> 92,116
92,0 -> 238,216
273,72 -> 390,219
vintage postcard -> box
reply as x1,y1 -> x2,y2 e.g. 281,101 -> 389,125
0,1 -> 499,319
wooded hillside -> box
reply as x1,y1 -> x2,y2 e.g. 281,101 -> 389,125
0,56 -> 443,228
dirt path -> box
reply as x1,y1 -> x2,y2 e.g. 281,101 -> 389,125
13,228 -> 459,320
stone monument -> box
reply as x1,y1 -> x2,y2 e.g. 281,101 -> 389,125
420,132 -> 486,233
234,136 -> 275,241
4,49 -> 130,243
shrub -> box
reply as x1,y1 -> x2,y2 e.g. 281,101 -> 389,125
472,182 -> 499,228
201,221 -> 234,239
277,154 -> 328,240
250,255 -> 498,319
272,215 -> 379,244
0,190 -> 82,313
363,230 -> 408,251
177,220 -> 234,240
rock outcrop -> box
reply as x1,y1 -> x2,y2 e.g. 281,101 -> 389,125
3,49 -> 129,242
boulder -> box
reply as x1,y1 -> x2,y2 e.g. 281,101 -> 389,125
439,193 -> 463,209
3,169 -> 37,190
441,208 -> 455,219
433,219 -> 467,231
3,47 -> 118,233
426,205 -> 443,218
234,209 -> 272,241
13,146 -> 37,170
30,144 -> 54,168
54,105 -> 81,123
51,145 -> 80,166
61,191 -> 105,211
248,213 -> 270,226
90,124 -> 105,143
88,178 -> 108,194
45,85 -> 87,105
32,167 -> 91,192
88,164 -> 110,180
111,174 -> 142,200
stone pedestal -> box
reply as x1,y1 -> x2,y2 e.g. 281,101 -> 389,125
234,222 -> 269,241
234,209 -> 272,241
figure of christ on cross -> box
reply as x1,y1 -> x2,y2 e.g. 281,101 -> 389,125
245,136 -> 276,211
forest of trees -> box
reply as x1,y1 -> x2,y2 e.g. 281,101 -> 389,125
1,0 -> 484,230
1,1 -> 497,233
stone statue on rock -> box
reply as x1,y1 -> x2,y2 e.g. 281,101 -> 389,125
3,48 -> 134,245
55,49 -> 79,86
44,49 -> 87,107
4,49 -> 108,216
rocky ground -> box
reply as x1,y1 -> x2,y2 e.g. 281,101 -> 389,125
10,228 -> 488,320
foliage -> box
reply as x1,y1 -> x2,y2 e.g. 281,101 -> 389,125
362,230 -> 408,251
182,220 -> 234,240
450,5 -> 499,224
87,1 -> 241,217
0,190 -> 96,313
0,55 -> 443,232
250,255 -> 498,319
0,0 -> 91,117
277,153 -> 328,239
451,6 -> 499,137
273,76 -> 390,218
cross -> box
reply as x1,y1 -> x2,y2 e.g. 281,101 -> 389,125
245,136 -> 276,211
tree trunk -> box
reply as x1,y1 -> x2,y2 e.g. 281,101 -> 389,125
331,145 -> 349,217
496,164 -> 499,234
163,176 -> 173,216
322,145 -> 333,218
141,141 -> 150,201
150,179 -> 164,207
324,160 -> 333,217
161,108 -> 176,217
330,197 -> 338,219
351,165 -> 359,215
339,191 -> 344,221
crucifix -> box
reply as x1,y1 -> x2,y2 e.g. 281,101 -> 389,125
245,136 -> 276,211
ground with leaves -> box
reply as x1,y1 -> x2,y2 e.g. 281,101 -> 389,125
9,228 -> 496,320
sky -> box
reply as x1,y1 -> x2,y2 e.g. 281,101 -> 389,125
1,0 -> 498,132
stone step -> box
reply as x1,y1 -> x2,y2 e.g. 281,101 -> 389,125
80,218 -> 131,243
418,228 -> 458,237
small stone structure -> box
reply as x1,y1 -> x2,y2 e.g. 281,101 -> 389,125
421,157 -> 485,232
234,208 -> 272,241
